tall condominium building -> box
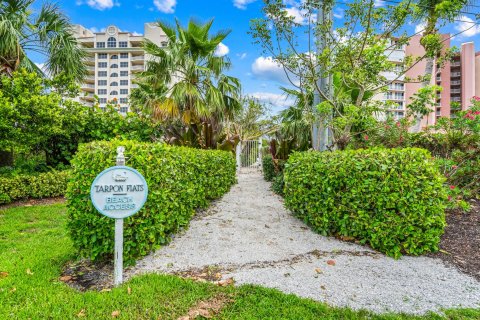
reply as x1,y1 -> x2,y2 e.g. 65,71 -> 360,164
378,35 -> 479,128
72,23 -> 167,113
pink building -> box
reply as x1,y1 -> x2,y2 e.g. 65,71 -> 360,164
383,35 -> 478,128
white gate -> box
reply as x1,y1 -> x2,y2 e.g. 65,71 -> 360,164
236,139 -> 262,171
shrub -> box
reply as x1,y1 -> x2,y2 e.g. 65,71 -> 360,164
0,170 -> 70,204
272,174 -> 284,196
66,140 -> 236,264
284,148 -> 447,258
262,155 -> 276,181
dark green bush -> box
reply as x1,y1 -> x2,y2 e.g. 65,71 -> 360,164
66,140 -> 236,264
272,173 -> 284,196
0,170 -> 70,204
284,148 -> 447,258
262,155 -> 275,181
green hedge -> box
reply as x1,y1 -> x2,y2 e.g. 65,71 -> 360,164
66,140 -> 236,264
262,155 -> 276,181
0,170 -> 70,204
284,148 -> 447,258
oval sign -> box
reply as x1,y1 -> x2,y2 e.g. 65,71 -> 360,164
90,166 -> 148,219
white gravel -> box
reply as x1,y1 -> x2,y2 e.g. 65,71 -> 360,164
130,171 -> 480,315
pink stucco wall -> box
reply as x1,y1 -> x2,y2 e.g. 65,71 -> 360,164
461,42 -> 476,109
405,35 -> 449,128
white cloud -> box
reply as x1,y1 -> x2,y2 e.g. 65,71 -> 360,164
214,43 -> 230,57
248,92 -> 294,111
78,0 -> 118,10
284,6 -> 316,25
233,0 -> 256,9
374,0 -> 385,7
131,31 -> 142,36
252,56 -> 291,85
415,21 -> 426,34
153,0 -> 176,13
454,16 -> 480,38
333,8 -> 344,19
237,52 -> 247,59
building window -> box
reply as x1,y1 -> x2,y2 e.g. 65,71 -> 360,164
120,89 -> 128,95
111,72 -> 119,77
111,81 -> 118,86
120,53 -> 129,58
120,98 -> 128,104
98,53 -> 107,59
107,37 -> 116,48
99,98 -> 107,104
111,54 -> 118,59
98,71 -> 107,77
161,41 -> 168,47
98,80 -> 107,86
110,90 -> 118,96
120,71 -> 128,77
98,89 -> 107,95
120,80 -> 129,86
119,41 -> 128,48
120,62 -> 129,68
98,62 -> 107,68
111,64 -> 118,68
120,106 -> 128,113
96,42 -> 105,48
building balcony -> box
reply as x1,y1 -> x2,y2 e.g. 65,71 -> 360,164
451,97 -> 461,102
451,89 -> 461,94
451,80 -> 461,85
85,76 -> 95,82
86,66 -> 95,72
451,61 -> 461,67
436,76 -> 441,82
451,72 -> 461,77
81,93 -> 95,101
131,65 -> 144,72
81,84 -> 95,91
131,55 -> 145,62
131,84 -> 139,89
84,57 -> 95,65
78,37 -> 94,48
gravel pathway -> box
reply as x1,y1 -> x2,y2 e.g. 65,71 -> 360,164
130,171 -> 480,315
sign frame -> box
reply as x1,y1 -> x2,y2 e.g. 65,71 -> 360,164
90,165 -> 148,219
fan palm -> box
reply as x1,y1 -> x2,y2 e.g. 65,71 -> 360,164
131,18 -> 241,149
0,0 -> 86,80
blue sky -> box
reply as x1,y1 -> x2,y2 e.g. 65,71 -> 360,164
33,0 -> 480,113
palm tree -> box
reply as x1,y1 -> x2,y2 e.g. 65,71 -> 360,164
0,0 -> 86,80
412,0 -> 477,131
131,18 -> 242,149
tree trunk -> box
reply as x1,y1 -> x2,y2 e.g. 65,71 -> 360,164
0,149 -> 14,167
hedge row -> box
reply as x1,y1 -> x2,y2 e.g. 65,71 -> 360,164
284,148 -> 447,258
0,170 -> 70,204
66,140 -> 236,264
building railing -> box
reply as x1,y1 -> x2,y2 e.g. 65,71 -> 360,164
451,61 -> 461,67
451,89 -> 461,94
451,72 -> 461,77
131,56 -> 145,61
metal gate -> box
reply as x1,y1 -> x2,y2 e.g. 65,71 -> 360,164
236,139 -> 262,171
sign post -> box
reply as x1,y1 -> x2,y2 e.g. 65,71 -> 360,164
90,146 -> 148,286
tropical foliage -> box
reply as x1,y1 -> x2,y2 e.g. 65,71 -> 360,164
131,19 -> 242,149
0,0 -> 86,80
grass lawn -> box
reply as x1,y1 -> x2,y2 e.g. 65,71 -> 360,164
0,203 -> 479,319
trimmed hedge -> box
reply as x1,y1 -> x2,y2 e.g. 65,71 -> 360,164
284,148 -> 447,258
0,170 -> 70,204
66,140 -> 236,264
262,155 -> 276,181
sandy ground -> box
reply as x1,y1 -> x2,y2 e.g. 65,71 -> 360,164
130,171 -> 480,315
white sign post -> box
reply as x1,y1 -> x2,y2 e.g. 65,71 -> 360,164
90,146 -> 148,286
